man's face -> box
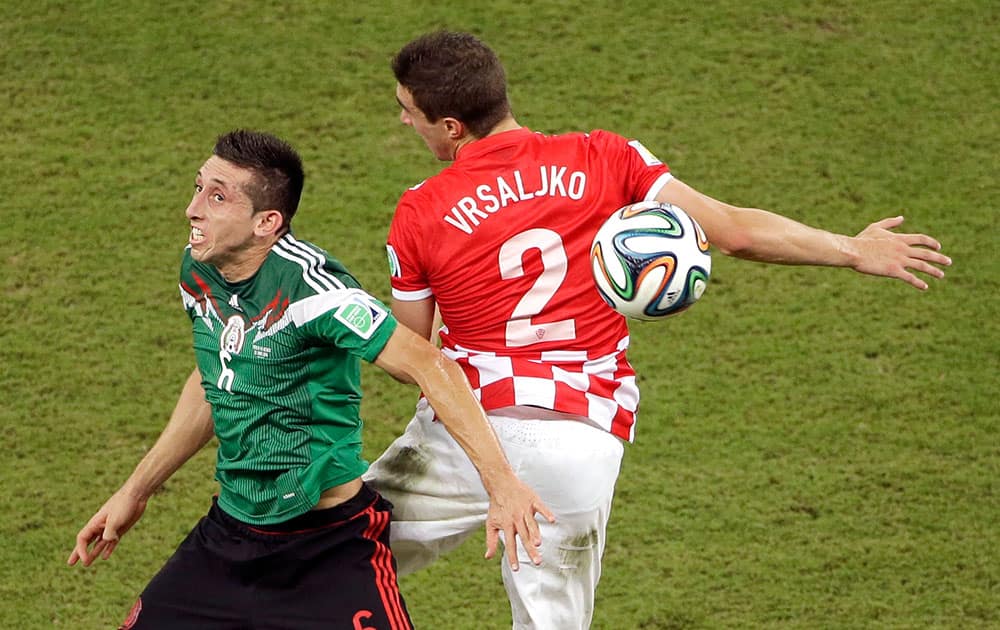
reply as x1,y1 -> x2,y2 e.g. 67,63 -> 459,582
396,84 -> 455,161
185,155 -> 260,270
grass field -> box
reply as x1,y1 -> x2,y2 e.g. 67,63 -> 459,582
2,1 -> 997,628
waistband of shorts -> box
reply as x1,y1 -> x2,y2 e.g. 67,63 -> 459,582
489,404 -> 592,423
211,482 -> 379,537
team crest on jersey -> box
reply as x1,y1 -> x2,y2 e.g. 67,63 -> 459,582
221,315 -> 247,354
386,244 -> 402,279
334,294 -> 387,340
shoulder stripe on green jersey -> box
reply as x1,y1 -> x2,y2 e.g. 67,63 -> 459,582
289,288 -> 376,326
272,234 -> 347,294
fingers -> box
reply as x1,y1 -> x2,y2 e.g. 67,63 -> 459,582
907,245 -> 952,269
485,518 -> 546,571
69,510 -> 122,567
484,527 -> 498,561
900,232 -> 943,252
484,525 -> 522,571
505,526 -> 521,571
483,492 -> 558,571
894,237 -> 951,287
522,511 -> 542,548
857,217 -> 952,289
523,498 -> 555,555
100,538 -> 120,560
898,270 -> 929,291
869,215 -> 905,232
517,517 -> 544,567
103,523 -> 120,545
907,257 -> 947,279
895,247 -> 950,289
536,500 -> 557,525
68,530 -> 101,567
96,519 -> 123,561
868,217 -> 950,258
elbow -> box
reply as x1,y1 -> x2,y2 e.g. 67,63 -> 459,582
697,204 -> 757,258
710,229 -> 754,258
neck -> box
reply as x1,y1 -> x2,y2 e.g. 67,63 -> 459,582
485,116 -> 522,137
453,116 -> 521,158
216,240 -> 275,283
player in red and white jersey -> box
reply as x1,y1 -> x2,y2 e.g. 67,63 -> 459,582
387,127 -> 672,441
365,31 -> 950,630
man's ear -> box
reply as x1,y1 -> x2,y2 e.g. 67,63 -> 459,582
254,209 -> 285,237
443,117 -> 467,140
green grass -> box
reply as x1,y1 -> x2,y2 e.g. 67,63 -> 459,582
2,1 -> 997,628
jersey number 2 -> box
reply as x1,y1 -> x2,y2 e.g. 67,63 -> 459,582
498,229 -> 576,347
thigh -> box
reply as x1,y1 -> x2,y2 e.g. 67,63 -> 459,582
495,417 -> 623,514
491,418 -> 624,630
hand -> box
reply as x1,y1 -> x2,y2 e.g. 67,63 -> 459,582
851,216 -> 952,290
483,476 -> 556,571
67,488 -> 148,567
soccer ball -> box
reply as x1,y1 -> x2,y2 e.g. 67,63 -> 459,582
590,201 -> 711,320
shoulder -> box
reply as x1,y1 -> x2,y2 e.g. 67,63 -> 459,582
393,171 -> 455,228
535,128 -> 626,143
398,168 -> 455,203
585,129 -> 631,146
397,178 -> 429,209
268,234 -> 362,297
530,129 -> 633,156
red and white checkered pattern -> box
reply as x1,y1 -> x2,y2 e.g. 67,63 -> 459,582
440,336 -> 640,442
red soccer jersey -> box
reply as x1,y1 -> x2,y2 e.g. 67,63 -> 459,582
387,128 -> 672,441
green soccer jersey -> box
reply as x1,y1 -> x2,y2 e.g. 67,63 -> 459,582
178,233 -> 397,525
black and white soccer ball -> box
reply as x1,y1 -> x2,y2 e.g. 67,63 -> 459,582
590,201 -> 711,320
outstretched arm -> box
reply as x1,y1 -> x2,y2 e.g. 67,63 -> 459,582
374,323 -> 555,571
67,368 -> 214,567
657,178 -> 951,290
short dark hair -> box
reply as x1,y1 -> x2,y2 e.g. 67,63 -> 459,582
392,31 -> 510,138
212,130 -> 304,233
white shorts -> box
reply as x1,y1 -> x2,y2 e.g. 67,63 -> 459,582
364,400 -> 625,630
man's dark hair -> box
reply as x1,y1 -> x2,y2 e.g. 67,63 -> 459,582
392,31 -> 510,138
213,130 -> 304,233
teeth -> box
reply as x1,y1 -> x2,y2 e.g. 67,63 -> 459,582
191,227 -> 204,239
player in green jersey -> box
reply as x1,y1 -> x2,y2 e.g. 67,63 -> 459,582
68,130 -> 553,630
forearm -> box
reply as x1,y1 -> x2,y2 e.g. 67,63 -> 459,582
657,178 -> 857,267
121,368 -> 214,500
716,205 -> 856,266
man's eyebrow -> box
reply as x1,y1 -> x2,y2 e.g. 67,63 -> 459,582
396,96 -> 409,111
195,170 -> 232,189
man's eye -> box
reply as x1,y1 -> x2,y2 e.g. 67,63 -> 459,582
194,184 -> 203,193
213,194 -> 224,202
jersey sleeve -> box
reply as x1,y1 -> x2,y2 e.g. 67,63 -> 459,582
290,288 -> 398,362
386,190 -> 433,302
590,130 -> 673,201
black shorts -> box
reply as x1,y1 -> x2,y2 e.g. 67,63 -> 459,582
120,483 -> 412,630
